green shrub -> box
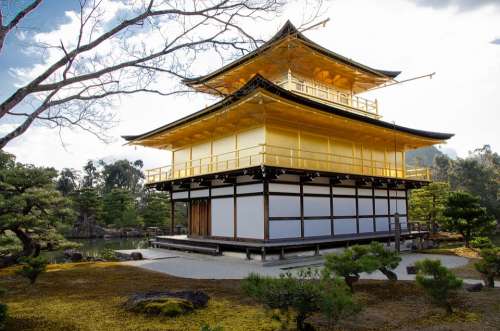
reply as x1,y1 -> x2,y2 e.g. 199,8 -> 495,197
242,268 -> 359,331
323,245 -> 379,292
415,259 -> 463,314
100,248 -> 119,261
242,270 -> 321,331
319,271 -> 360,329
368,241 -> 402,281
470,237 -> 494,249
474,247 -> 500,288
15,256 -> 48,285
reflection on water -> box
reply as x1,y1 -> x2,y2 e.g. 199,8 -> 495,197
43,237 -> 149,263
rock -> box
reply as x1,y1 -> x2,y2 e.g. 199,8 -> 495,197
130,252 -> 143,260
136,297 -> 193,317
64,249 -> 83,262
422,240 -> 437,249
124,291 -> 209,317
465,283 -> 483,292
70,213 -> 106,238
104,228 -> 122,238
406,265 -> 417,275
126,229 -> 142,237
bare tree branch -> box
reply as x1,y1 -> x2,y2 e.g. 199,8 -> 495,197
0,0 -> 325,148
0,0 -> 43,52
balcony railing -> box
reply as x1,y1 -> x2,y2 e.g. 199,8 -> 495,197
275,71 -> 380,119
145,144 -> 430,184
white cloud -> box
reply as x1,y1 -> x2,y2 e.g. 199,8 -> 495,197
410,0 -> 500,12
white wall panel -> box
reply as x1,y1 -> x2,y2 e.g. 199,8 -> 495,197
304,219 -> 331,237
211,198 -> 234,237
190,189 -> 209,198
269,220 -> 301,239
304,196 -> 330,217
237,183 -> 263,194
303,185 -> 330,195
374,189 -> 388,197
334,219 -> 357,235
269,183 -> 300,193
397,190 -> 407,197
375,217 -> 389,232
332,187 -> 355,195
332,197 -> 356,216
269,196 -> 301,217
375,199 -> 388,215
390,199 -> 407,214
237,196 -> 264,239
359,218 -> 374,233
358,188 -> 373,196
172,191 -> 188,200
400,216 -> 408,230
211,186 -> 233,196
389,190 -> 398,197
358,198 -> 373,215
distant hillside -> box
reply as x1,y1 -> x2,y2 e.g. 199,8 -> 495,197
405,146 -> 444,167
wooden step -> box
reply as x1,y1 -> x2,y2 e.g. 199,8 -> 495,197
151,241 -> 220,255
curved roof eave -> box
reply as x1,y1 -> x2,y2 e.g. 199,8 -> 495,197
182,20 -> 401,87
123,75 -> 454,144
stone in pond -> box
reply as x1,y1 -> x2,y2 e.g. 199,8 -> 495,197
64,249 -> 83,262
130,252 -> 143,260
124,291 -> 209,317
406,265 -> 417,275
465,283 -> 483,292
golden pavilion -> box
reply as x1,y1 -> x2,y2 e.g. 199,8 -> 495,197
124,21 -> 453,255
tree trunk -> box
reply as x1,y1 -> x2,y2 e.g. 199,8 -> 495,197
296,313 -> 306,331
345,274 -> 360,293
379,267 -> 398,281
0,227 -> 36,268
484,275 -> 495,288
445,302 -> 453,315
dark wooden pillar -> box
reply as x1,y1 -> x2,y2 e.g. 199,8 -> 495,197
170,190 -> 175,235
263,180 -> 269,241
233,182 -> 237,240
299,180 -> 304,239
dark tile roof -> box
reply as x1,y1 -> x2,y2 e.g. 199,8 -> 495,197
123,74 -> 454,143
183,20 -> 401,87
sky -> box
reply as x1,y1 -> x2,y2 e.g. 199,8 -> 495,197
1,0 -> 499,171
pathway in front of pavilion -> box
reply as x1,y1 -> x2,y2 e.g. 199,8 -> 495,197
122,249 -> 499,286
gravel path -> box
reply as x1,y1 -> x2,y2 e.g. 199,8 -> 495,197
123,249 -> 499,286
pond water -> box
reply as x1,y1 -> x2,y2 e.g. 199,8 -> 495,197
43,237 -> 149,263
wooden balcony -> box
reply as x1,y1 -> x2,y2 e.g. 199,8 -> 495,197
275,71 -> 380,119
145,144 -> 430,184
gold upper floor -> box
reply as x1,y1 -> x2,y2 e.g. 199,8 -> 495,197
183,21 -> 398,120
275,70 -> 380,119
145,125 -> 430,184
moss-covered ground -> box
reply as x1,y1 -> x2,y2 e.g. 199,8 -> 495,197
1,262 -> 499,331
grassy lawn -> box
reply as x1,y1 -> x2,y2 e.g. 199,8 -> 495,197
1,262 -> 500,331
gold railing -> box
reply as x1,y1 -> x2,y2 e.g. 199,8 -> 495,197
145,144 -> 430,184
275,71 -> 380,119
